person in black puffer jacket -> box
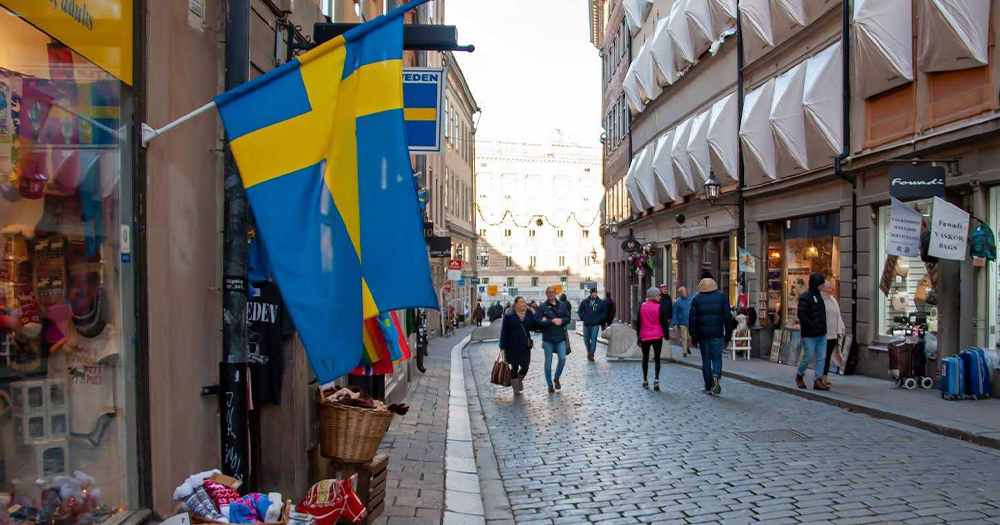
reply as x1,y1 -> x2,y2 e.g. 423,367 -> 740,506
795,272 -> 830,391
688,278 -> 735,395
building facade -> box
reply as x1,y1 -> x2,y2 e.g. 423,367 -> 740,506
476,139 -> 604,308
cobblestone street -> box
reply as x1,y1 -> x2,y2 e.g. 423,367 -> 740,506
466,332 -> 1000,525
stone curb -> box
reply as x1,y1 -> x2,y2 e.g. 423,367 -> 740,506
443,335 -> 488,525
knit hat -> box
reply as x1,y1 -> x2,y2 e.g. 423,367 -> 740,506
698,278 -> 719,293
646,287 -> 660,300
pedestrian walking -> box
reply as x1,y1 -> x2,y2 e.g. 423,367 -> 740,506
672,287 -> 692,357
635,287 -> 665,390
658,283 -> 673,357
499,296 -> 536,395
819,280 -> 844,388
603,292 -> 616,329
488,302 -> 503,322
473,302 -> 485,327
795,272 -> 830,390
689,278 -> 735,395
536,286 -> 571,393
578,288 -> 607,362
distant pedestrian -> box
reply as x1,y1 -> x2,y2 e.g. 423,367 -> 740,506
672,287 -> 692,357
537,286 -> 571,393
658,284 -> 673,357
603,292 -> 617,329
689,278 -> 735,395
795,273 -> 829,390
499,296 -> 536,395
578,288 -> 607,362
473,302 -> 485,327
528,300 -> 538,310
635,287 -> 665,390
488,302 -> 503,322
559,293 -> 572,314
820,280 -> 845,388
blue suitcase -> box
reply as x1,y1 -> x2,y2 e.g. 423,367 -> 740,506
960,348 -> 991,399
940,356 -> 965,400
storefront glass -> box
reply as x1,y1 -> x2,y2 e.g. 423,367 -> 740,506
876,200 -> 937,339
764,213 -> 841,329
1,7 -> 135,522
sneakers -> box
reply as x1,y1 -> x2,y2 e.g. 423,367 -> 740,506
795,375 -> 807,389
712,376 -> 722,395
554,379 -> 561,391
642,382 -> 649,389
653,381 -> 660,391
814,379 -> 830,391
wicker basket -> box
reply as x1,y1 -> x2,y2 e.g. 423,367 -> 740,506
318,395 -> 393,463
191,500 -> 292,525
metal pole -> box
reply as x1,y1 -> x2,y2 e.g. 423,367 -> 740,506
220,0 -> 251,489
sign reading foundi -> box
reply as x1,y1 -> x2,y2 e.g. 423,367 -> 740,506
0,0 -> 134,85
403,68 -> 444,153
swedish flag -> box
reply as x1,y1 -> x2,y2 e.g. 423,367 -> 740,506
215,0 -> 437,383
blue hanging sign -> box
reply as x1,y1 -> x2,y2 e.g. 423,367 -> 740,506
403,67 -> 445,154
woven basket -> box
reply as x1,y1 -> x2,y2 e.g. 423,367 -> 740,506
318,395 -> 393,463
191,500 -> 292,525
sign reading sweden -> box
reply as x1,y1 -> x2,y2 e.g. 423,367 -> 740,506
403,67 -> 444,154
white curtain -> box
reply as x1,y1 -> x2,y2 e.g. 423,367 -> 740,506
740,78 -> 778,180
803,41 -> 843,155
854,0 -> 913,99
635,144 -> 657,209
687,110 -> 713,186
739,0 -> 775,47
652,131 -> 679,203
707,92 -> 739,182
918,0 -> 991,72
650,16 -> 680,86
671,118 -> 698,195
770,61 -> 809,170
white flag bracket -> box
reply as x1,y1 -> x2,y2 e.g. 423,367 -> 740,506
141,100 -> 218,147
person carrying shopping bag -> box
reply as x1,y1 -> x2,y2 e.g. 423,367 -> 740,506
498,296 -> 535,395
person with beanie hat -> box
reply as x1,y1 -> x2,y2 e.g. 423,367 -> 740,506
688,278 -> 735,395
578,288 -> 607,361
796,272 -> 830,390
634,287 -> 665,390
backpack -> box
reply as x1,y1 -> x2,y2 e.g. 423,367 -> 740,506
970,222 -> 997,261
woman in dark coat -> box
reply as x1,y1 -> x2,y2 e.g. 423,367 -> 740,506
499,296 -> 535,394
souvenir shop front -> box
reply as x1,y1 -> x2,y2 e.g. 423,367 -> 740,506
0,0 -> 138,522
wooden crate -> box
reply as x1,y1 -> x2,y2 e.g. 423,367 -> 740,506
330,453 -> 389,525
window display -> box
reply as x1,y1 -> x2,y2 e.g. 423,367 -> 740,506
1,7 -> 132,524
764,213 -> 841,330
877,200 -> 938,338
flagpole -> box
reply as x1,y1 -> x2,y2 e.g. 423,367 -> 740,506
140,100 -> 217,147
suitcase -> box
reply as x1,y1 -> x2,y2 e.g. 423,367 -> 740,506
960,348 -> 991,399
940,356 -> 965,400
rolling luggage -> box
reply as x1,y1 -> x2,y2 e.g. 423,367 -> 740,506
940,356 -> 965,400
888,339 -> 912,382
960,348 -> 991,399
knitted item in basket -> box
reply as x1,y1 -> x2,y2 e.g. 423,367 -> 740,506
297,478 -> 367,525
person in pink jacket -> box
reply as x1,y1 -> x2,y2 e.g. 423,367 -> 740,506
635,287 -> 665,390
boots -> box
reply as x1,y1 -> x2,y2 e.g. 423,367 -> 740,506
795,375 -> 807,389
814,379 -> 830,391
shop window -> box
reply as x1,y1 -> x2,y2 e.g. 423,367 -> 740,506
923,66 -> 998,131
764,214 -> 841,329
865,83 -> 916,149
0,10 -> 134,517
876,200 -> 938,339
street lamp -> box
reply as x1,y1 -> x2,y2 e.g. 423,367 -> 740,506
704,170 -> 722,205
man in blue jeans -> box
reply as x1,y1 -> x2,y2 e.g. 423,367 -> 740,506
795,272 -> 830,390
688,277 -> 735,395
537,286 -> 571,393
578,288 -> 607,361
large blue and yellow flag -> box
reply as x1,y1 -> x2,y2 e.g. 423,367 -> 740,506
215,0 -> 437,383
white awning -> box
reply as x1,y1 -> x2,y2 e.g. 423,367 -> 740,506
803,41 -> 843,155
635,144 -> 657,209
710,0 -> 738,39
854,0 -> 913,99
668,1 -> 696,71
775,0 -> 807,27
652,131 -> 679,203
770,61 -> 809,170
623,0 -> 642,35
918,0 -> 990,72
625,154 -> 644,212
685,0 -> 716,57
739,0 -> 775,47
687,110 -> 712,186
671,118 -> 698,195
624,60 -> 645,115
650,16 -> 680,86
740,78 -> 778,180
707,92 -> 739,182
636,41 -> 662,104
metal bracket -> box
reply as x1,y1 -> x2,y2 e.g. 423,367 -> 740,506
201,384 -> 220,396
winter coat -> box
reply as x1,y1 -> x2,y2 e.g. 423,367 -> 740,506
536,300 -> 571,343
499,309 -> 535,367
578,297 -> 607,326
659,294 -> 673,335
823,292 -> 845,340
604,297 -> 617,326
688,279 -> 735,345
672,296 -> 691,327
637,300 -> 664,342
473,306 -> 485,322
797,273 -> 828,338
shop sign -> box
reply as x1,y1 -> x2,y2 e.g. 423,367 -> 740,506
427,236 -> 451,257
478,285 -> 486,294
886,198 -> 923,257
928,196 -> 970,260
738,248 -> 756,273
403,68 -> 444,154
553,285 -> 563,294
889,165 -> 946,201
487,285 -> 499,296
470,277 -> 480,285
0,0 -> 134,85
423,221 -> 434,238
621,237 -> 641,253
458,278 -> 465,286
448,259 -> 463,271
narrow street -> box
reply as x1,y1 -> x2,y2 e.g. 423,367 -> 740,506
465,332 -> 1000,525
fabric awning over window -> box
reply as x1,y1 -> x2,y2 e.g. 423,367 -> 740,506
685,0 -> 716,58
636,41 -> 662,103
624,60 -> 645,115
625,154 -> 644,212
635,144 -> 657,209
770,61 -> 809,170
854,0 -> 913,99
740,78 -> 778,180
918,0 -> 990,72
710,0 -> 738,38
652,131 -> 679,203
668,1 -> 697,71
671,118 -> 698,195
623,0 -> 653,35
803,41 -> 843,155
739,0 -> 775,47
775,0 -> 807,27
687,110 -> 712,186
707,92 -> 739,182
650,16 -> 680,86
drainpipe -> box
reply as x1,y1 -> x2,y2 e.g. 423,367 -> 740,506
736,5 -> 745,252
833,1 -> 859,351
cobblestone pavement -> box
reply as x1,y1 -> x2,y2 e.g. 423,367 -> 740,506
467,332 -> 1000,525
376,326 -> 475,525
